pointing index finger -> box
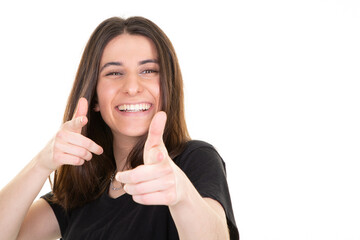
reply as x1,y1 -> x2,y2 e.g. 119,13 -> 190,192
64,97 -> 89,133
73,97 -> 88,120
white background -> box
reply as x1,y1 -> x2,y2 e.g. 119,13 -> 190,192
0,0 -> 359,239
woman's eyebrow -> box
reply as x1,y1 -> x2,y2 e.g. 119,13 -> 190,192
100,61 -> 122,73
139,59 -> 158,65
100,59 -> 158,73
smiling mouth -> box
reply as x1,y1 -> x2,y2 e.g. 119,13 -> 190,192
117,103 -> 152,112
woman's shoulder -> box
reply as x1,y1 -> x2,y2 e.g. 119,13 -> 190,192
181,140 -> 217,155
174,140 -> 225,170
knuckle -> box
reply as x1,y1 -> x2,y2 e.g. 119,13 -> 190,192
74,157 -> 84,165
165,191 -> 176,203
125,184 -> 134,194
79,149 -> 89,158
53,141 -> 61,151
53,152 -> 61,162
126,168 -> 140,183
162,164 -> 173,175
140,195 -> 151,205
55,130 -> 65,140
128,173 -> 137,183
134,184 -> 144,194
84,140 -> 93,150
132,195 -> 143,204
144,198 -> 152,205
165,177 -> 175,188
86,153 -> 93,161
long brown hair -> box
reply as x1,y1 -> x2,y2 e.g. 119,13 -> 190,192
52,16 -> 190,210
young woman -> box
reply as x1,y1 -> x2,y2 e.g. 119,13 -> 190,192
0,16 -> 239,239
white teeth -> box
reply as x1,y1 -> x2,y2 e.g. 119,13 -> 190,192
118,103 -> 151,112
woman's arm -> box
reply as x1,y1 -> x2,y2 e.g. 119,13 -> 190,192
17,198 -> 61,240
0,156 -> 56,240
0,158 -> 60,239
0,98 -> 103,240
117,112 -> 230,239
168,171 -> 230,240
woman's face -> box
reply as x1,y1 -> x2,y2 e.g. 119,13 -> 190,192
96,34 -> 161,142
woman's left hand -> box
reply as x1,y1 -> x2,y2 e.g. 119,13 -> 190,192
116,112 -> 187,206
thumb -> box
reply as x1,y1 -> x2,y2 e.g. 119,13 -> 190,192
144,111 -> 167,152
144,147 -> 165,165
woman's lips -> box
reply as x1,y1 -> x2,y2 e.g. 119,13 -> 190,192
117,103 -> 152,112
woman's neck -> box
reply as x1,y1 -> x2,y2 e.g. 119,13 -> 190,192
112,134 -> 141,171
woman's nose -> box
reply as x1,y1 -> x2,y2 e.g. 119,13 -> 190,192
122,73 -> 143,95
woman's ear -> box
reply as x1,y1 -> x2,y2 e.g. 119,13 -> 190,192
93,95 -> 100,112
93,104 -> 100,112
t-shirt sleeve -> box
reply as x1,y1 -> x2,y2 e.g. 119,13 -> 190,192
175,141 -> 239,240
41,192 -> 69,237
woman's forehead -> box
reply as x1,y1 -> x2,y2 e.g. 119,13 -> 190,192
101,34 -> 158,65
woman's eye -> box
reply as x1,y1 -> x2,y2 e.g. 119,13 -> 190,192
106,72 -> 123,76
143,69 -> 158,74
139,69 -> 159,79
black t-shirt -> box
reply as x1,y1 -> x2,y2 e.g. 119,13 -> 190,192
42,140 -> 239,239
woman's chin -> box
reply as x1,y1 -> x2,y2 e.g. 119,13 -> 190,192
112,125 -> 150,140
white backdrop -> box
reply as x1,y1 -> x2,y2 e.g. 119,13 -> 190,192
0,1 -> 359,239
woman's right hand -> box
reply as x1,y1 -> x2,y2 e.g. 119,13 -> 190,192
36,97 -> 103,172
